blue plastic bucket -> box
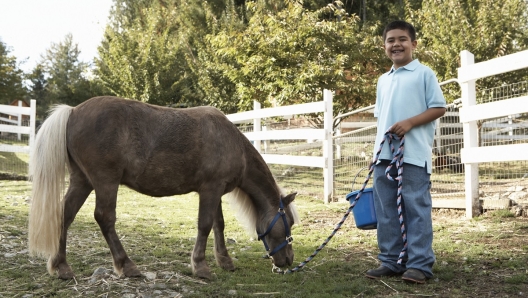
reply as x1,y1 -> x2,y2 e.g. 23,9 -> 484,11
346,188 -> 377,230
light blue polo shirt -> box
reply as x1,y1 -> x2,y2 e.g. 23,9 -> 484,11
373,59 -> 446,174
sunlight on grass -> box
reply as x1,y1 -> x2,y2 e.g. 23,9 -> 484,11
1,180 -> 528,297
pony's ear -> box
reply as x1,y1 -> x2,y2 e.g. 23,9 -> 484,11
282,192 -> 297,206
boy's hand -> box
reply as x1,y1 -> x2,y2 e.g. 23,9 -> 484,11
390,107 -> 446,137
389,120 -> 413,137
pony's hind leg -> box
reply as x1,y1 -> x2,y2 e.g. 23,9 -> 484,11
212,201 -> 235,271
93,183 -> 142,278
49,171 -> 93,279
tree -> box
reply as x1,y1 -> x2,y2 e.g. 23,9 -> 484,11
0,40 -> 27,104
40,33 -> 95,108
92,0 -> 528,117
26,64 -> 48,116
96,0 -> 200,107
178,0 -> 245,113
193,0 -> 384,114
412,0 -> 528,102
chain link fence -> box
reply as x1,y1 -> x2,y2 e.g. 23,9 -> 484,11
236,116 -> 326,198
2,83 -> 526,205
0,119 -> 31,180
333,80 -> 528,202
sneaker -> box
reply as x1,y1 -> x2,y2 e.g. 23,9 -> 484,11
402,268 -> 426,284
365,266 -> 397,279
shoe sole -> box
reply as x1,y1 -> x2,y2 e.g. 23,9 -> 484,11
365,273 -> 397,279
402,276 -> 426,284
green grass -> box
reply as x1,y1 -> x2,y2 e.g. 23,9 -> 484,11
0,138 -> 30,179
1,180 -> 528,297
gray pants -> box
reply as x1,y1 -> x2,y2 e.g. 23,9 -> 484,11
372,160 -> 435,278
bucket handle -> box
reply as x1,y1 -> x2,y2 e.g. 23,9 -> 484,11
351,165 -> 369,191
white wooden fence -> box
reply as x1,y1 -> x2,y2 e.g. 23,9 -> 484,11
226,90 -> 334,203
458,50 -> 528,218
225,50 -> 528,214
0,100 -> 36,161
1,51 -> 526,217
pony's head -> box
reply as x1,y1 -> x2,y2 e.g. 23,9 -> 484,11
227,188 -> 300,267
257,192 -> 298,267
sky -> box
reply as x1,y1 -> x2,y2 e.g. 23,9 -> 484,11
0,0 -> 114,73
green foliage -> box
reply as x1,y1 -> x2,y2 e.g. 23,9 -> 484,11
198,1 -> 384,113
0,41 -> 27,104
412,0 -> 528,103
178,0 -> 244,113
26,64 -> 49,116
95,0 -> 200,107
5,0 -> 528,116
489,209 -> 515,218
29,33 -> 103,116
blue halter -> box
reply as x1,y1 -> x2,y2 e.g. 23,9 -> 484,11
258,199 -> 293,258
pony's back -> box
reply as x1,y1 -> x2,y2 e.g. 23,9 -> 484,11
66,97 -> 249,197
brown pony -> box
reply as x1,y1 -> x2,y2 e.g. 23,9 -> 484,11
28,96 -> 299,280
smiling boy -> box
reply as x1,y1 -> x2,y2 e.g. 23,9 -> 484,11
366,21 -> 446,284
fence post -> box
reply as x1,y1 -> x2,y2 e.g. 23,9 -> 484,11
17,100 -> 23,140
29,99 -> 36,167
459,50 -> 480,218
323,89 -> 334,203
253,101 -> 262,154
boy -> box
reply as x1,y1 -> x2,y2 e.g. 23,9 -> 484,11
365,20 -> 446,284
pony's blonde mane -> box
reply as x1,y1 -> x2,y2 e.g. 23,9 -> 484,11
226,187 -> 300,237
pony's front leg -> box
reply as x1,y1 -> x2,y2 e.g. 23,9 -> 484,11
212,201 -> 235,271
49,174 -> 93,279
192,190 -> 222,279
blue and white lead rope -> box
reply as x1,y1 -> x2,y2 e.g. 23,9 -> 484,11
379,131 -> 407,264
274,129 -> 407,274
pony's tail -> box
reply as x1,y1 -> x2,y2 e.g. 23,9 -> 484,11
28,105 -> 73,266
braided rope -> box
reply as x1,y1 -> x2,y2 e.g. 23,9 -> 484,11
381,133 -> 407,264
275,130 -> 407,274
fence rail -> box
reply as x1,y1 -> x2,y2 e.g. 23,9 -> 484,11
226,90 -> 334,202
459,49 -> 528,218
2,51 -> 527,219
0,100 -> 36,177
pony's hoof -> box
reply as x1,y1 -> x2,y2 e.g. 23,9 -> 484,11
121,258 -> 142,277
57,265 -> 75,280
215,250 -> 235,271
192,262 -> 213,280
217,258 -> 235,271
222,262 -> 235,272
195,268 -> 213,280
123,267 -> 142,277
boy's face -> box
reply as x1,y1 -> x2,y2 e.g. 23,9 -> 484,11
383,29 -> 417,69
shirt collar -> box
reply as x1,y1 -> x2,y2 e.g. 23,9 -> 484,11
388,59 -> 419,75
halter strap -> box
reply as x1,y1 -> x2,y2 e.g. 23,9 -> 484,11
258,199 -> 293,258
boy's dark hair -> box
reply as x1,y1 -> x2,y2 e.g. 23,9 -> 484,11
382,20 -> 416,42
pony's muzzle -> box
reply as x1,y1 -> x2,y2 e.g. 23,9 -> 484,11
271,249 -> 294,267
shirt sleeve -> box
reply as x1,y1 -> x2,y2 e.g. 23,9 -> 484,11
424,69 -> 447,109
374,76 -> 382,117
